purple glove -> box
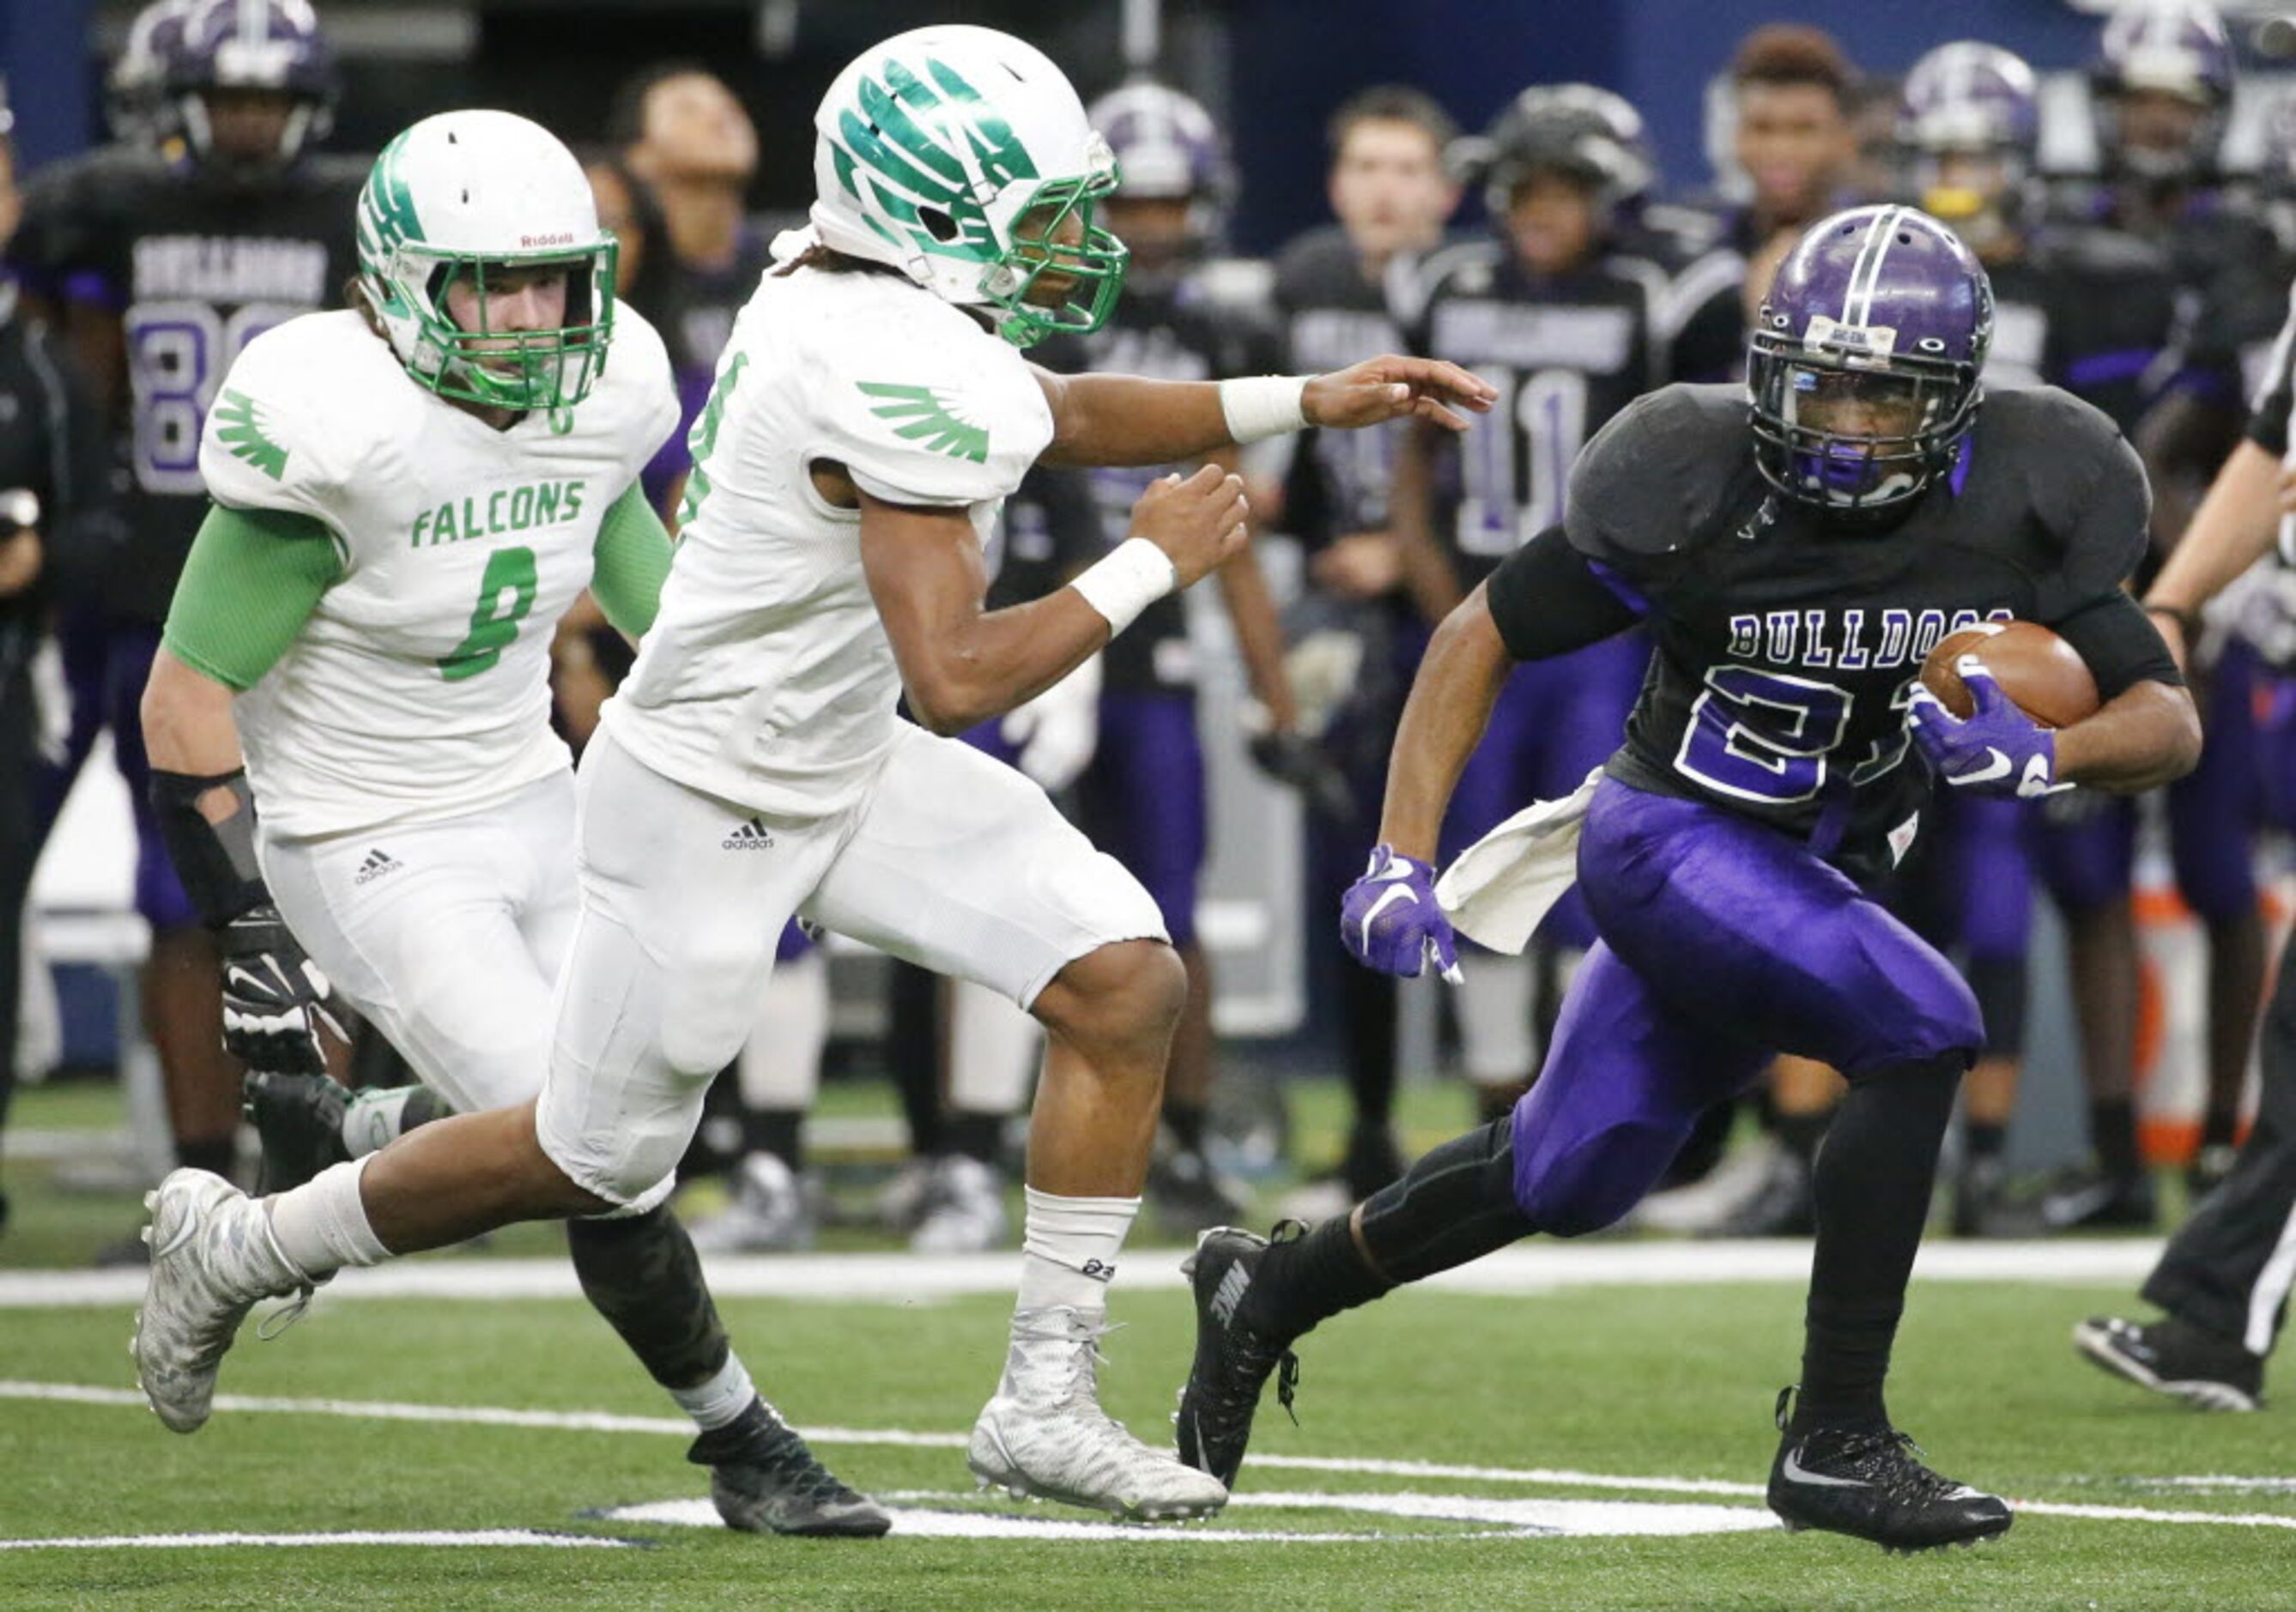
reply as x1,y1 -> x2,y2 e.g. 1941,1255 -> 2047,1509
1907,656 -> 2067,800
1341,844 -> 1462,981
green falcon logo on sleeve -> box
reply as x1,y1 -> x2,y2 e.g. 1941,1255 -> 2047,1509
214,390 -> 288,482
857,381 -> 990,464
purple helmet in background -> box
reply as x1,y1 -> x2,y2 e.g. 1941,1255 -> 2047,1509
1469,83 -> 1657,227
109,0 -> 193,148
160,0 -> 336,170
1089,82 -> 1233,257
1748,205 -> 1994,511
1899,42 -> 2039,243
2090,1 -> 2234,183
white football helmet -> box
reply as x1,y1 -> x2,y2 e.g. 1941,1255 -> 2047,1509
354,109 -> 617,411
809,24 -> 1127,347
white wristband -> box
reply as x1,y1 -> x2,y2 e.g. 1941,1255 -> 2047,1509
1070,536 -> 1178,635
1219,374 -> 1309,444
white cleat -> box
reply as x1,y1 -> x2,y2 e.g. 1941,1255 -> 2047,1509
130,1169 -> 306,1433
967,1306 -> 1229,1523
687,1152 -> 818,1253
911,1154 -> 1010,1255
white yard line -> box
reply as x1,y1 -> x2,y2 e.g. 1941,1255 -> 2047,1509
0,1238 -> 2167,1309
0,1530 -> 631,1551
5,1379 -> 2290,1533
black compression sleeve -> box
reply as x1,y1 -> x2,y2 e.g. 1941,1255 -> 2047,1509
148,768 -> 270,928
2050,590 -> 2185,702
1481,524 -> 1644,662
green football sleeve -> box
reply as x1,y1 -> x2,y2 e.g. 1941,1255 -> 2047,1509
161,504 -> 345,692
590,480 -> 675,639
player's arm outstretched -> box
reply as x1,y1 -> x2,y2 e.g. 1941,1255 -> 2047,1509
1031,355 -> 1494,469
142,504 -> 349,1075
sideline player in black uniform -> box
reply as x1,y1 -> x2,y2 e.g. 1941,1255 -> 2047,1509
9,0 -> 364,1251
1390,84 -> 1666,1124
2078,270 -> 2296,1410
1174,206 -> 2201,1551
1272,87 -> 1461,1212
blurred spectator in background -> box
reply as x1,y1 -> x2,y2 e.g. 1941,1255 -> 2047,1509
1719,23 -> 1861,316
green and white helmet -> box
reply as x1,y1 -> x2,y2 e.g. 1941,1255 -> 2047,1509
355,109 -> 617,412
810,24 -> 1127,348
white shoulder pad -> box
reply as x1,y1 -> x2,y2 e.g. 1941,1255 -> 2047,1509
597,302 -> 682,480
199,312 -> 396,524
811,295 -> 1053,508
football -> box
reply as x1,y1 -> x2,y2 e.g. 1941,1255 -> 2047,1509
1918,621 -> 2100,729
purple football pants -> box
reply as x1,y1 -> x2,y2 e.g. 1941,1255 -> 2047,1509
1506,779 -> 1983,1235
1079,689 -> 1206,949
35,613 -> 198,932
1441,633 -> 1647,952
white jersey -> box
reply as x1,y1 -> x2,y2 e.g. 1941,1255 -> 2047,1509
606,261 -> 1054,817
197,306 -> 678,839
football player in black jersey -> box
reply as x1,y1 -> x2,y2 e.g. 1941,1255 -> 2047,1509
1177,206 -> 2201,1552
1270,87 -> 1461,1213
10,0 -> 364,1257
1389,86 -> 1669,1129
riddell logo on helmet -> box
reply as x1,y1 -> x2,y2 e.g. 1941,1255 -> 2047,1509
520,233 -> 577,248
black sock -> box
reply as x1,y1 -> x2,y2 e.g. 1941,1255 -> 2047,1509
943,1110 -> 1004,1166
1775,1108 -> 1833,1167
885,960 -> 942,1157
1345,973 -> 1399,1131
1250,1118 -> 1530,1340
2089,1097 -> 2140,1179
1796,1053 -> 1962,1432
1164,1099 -> 1207,1155
566,1204 -> 730,1391
1965,1120 -> 2007,1162
178,1136 -> 235,1179
741,1107 -> 804,1172
2200,1107 -> 2239,1154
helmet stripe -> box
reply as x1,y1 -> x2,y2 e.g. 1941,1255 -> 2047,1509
1845,205 -> 1908,326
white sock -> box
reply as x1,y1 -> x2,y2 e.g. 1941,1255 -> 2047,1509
341,1087 -> 420,1158
670,1352 -> 757,1433
1457,949 -> 1538,1086
949,979 -> 1041,1115
1016,1187 -> 1138,1318
265,1155 -> 391,1278
737,950 -> 827,1108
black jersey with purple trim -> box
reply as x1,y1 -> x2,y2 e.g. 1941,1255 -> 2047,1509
1410,239 -> 1669,591
1523,383 -> 2154,880
1984,227 -> 2185,433
16,147 -> 366,621
1270,224 -> 1419,545
1055,278 -> 1282,694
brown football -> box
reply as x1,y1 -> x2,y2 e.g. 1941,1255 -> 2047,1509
1918,621 -> 2099,730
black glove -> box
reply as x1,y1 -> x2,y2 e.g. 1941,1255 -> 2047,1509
219,902 -> 346,1076
1249,730 -> 1358,824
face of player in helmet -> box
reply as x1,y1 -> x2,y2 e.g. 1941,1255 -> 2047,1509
1505,170 -> 1599,277
1778,366 -> 1939,502
1330,118 -> 1457,265
2108,87 -> 2208,172
1917,148 -> 2019,240
632,72 -> 757,186
1735,82 -> 1854,224
1104,195 -> 1193,284
1011,196 -> 1090,307
200,87 -> 301,167
441,262 -> 573,362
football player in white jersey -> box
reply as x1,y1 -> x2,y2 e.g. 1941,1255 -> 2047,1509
133,27 -> 1491,1523
134,109 -> 888,1536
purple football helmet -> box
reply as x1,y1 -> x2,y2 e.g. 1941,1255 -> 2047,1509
1748,205 -> 1994,512
1090,83 -> 1232,227
159,0 -> 336,170
2091,1 -> 2234,183
1474,83 -> 1657,227
1899,42 -> 2039,242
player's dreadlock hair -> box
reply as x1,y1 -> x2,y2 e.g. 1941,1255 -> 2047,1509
1730,24 -> 1859,112
1325,86 -> 1459,163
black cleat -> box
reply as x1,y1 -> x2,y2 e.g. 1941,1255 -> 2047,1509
689,1398 -> 892,1537
1147,1148 -> 1251,1236
1174,1223 -> 1303,1488
1766,1388 -> 2012,1553
2038,1164 -> 2156,1233
242,1070 -> 352,1196
2073,1315 -> 2263,1412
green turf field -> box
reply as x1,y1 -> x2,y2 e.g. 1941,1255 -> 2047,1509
4,1081 -> 2289,1609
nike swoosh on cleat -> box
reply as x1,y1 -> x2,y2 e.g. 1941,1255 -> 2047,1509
1956,748 -> 2012,785
149,1199 -> 203,1263
1358,885 -> 1417,954
1779,1445 -> 1872,1489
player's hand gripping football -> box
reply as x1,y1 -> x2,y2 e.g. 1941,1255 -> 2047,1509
1907,656 -> 2069,800
1341,844 -> 1462,983
1304,356 -> 1499,433
1128,463 -> 1251,589
219,902 -> 348,1076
